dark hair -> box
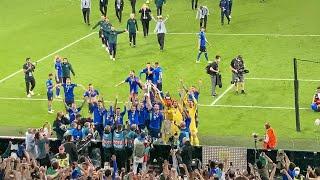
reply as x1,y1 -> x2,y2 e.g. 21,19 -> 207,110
256,160 -> 263,169
218,163 -> 224,170
288,162 -> 296,171
105,169 -> 112,177
215,55 -> 221,59
48,73 -> 53,76
155,62 -> 159,65
131,70 -> 135,73
209,161 -> 216,168
228,170 -> 236,178
88,83 -> 92,86
52,161 -> 59,169
65,135 -> 72,142
146,62 -> 151,64
34,132 -> 40,140
26,57 -> 31,61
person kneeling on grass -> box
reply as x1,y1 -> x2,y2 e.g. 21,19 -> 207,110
108,26 -> 127,61
311,86 -> 320,112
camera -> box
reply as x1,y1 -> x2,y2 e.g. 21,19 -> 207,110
252,133 -> 258,141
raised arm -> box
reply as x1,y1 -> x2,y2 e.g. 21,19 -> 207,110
115,80 -> 126,87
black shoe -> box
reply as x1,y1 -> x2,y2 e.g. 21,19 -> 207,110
241,90 -> 246,94
212,93 -> 217,97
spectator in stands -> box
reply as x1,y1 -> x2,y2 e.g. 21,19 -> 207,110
113,124 -> 126,169
34,131 -> 50,167
125,125 -> 138,170
255,152 -> 277,180
181,138 -> 193,172
102,125 -> 113,164
63,135 -> 78,163
54,145 -> 69,168
133,132 -> 146,174
307,166 -> 320,180
72,124 -> 83,141
25,128 -> 37,160
82,122 -> 90,137
53,111 -> 70,140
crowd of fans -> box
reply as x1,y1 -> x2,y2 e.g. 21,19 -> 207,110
1,134 -> 320,180
1,58 -> 319,179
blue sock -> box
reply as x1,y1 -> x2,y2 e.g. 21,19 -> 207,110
56,87 -> 60,96
204,52 -> 208,61
197,52 -> 202,61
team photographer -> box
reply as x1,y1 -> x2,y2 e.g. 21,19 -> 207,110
206,55 -> 222,97
230,55 -> 248,94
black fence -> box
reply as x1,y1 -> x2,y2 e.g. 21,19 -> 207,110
0,136 -> 319,170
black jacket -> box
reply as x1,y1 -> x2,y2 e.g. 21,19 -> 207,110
63,142 -> 78,163
139,8 -> 152,21
115,0 -> 124,10
100,0 -> 108,5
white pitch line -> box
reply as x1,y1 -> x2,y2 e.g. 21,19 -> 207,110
247,77 -> 320,82
211,84 -> 234,105
199,104 -> 309,110
165,32 -> 320,37
0,32 -> 97,84
0,97 -> 119,103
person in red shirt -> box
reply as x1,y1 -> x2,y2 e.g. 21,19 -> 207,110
260,123 -> 277,149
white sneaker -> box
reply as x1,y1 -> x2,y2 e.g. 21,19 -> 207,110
27,94 -> 31,98
229,15 -> 232,18
208,61 -> 213,63
106,47 -> 109,53
29,91 -> 34,95
48,110 -> 54,114
102,44 -> 105,48
112,58 -> 116,61
110,55 -> 113,60
55,95 -> 61,99
196,60 -> 200,63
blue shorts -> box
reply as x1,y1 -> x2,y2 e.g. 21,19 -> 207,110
130,88 -> 138,94
47,92 -> 53,101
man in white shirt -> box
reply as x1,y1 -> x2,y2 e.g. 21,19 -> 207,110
81,0 -> 91,25
196,6 -> 209,29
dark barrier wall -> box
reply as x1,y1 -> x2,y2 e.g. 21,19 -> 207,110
1,136 -> 318,170
0,137 -> 202,163
247,149 -> 320,171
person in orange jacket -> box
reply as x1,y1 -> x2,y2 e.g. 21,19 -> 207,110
260,122 -> 277,149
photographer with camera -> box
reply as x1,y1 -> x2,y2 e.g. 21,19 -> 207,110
230,55 -> 248,94
206,55 -> 221,97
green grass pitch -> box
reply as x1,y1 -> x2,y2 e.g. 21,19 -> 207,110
0,0 -> 320,151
